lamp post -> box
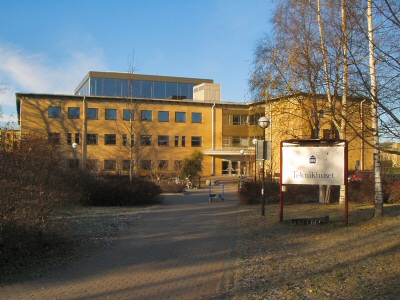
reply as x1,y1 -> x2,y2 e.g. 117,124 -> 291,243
252,138 -> 257,181
258,116 -> 270,216
72,142 -> 78,168
239,149 -> 244,176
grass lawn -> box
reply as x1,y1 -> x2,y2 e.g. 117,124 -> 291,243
230,203 -> 400,299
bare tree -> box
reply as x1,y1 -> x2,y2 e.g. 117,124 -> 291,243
250,0 -> 399,214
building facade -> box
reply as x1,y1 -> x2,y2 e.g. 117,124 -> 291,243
16,72 -> 373,178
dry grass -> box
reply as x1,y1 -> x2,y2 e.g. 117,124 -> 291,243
229,203 -> 400,299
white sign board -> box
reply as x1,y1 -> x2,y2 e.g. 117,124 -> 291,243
282,144 -> 345,185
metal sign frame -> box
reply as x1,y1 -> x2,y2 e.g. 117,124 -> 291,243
280,139 -> 349,225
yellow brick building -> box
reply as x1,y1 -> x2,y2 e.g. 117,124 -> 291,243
15,72 -> 373,178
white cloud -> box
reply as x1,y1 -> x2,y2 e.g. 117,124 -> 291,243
0,43 -> 107,126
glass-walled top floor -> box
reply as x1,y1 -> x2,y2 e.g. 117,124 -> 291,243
75,77 -> 199,100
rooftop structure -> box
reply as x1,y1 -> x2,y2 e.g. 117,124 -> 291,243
75,71 -> 220,101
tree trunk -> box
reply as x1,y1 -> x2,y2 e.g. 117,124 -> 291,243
367,0 -> 383,217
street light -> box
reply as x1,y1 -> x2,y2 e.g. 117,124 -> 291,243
239,149 -> 244,176
252,138 -> 258,181
72,142 -> 78,168
258,116 -> 270,216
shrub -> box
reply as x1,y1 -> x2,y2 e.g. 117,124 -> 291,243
238,180 -> 280,205
80,175 -> 163,206
382,177 -> 400,203
0,138 -> 79,271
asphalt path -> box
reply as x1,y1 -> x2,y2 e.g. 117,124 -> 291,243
0,182 -> 239,299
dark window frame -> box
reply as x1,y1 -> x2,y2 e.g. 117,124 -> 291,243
48,106 -> 61,118
175,112 -> 186,123
105,134 -> 117,145
192,112 -> 202,123
140,135 -> 152,146
191,136 -> 202,147
86,133 -> 98,145
141,160 -> 152,170
104,159 -> 116,170
105,109 -> 117,120
157,160 -> 169,171
158,111 -> 169,122
141,110 -> 153,121
68,107 -> 80,119
67,132 -> 72,145
123,109 -> 134,121
87,108 -> 98,120
158,135 -> 169,146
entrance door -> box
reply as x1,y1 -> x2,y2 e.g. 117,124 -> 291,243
222,160 -> 239,176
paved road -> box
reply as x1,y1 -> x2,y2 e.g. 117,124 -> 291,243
1,182 -> 239,299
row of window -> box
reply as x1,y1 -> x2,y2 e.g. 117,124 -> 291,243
76,77 -> 196,100
49,106 -> 203,123
68,158 -> 183,172
223,136 -> 263,147
52,132 -> 202,147
227,114 -> 263,126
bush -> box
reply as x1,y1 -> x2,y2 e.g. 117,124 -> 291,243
0,137 -> 163,273
238,180 -> 280,205
382,177 -> 400,203
0,138 -> 80,271
79,175 -> 163,206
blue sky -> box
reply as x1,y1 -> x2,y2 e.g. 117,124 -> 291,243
0,0 -> 273,127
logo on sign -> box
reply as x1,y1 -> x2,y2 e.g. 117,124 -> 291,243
309,155 -> 316,164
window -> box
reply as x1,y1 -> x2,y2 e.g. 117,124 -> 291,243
241,115 -> 248,125
68,107 -> 80,119
248,114 -> 262,125
191,136 -> 202,147
241,137 -> 249,147
122,160 -> 133,171
158,135 -> 169,146
140,135 -> 152,146
49,106 -> 61,118
87,108 -> 98,119
68,133 -> 81,145
67,133 -> 72,145
232,115 -> 241,125
48,132 -> 61,145
158,111 -> 169,122
122,134 -> 134,146
75,133 -> 81,144
175,112 -> 186,122
175,136 -> 179,147
141,160 -> 152,170
105,109 -> 117,120
232,136 -> 240,147
141,110 -> 152,121
182,136 -> 186,147
123,109 -> 134,121
104,160 -> 116,170
174,160 -> 182,172
192,112 -> 202,123
86,134 -> 98,145
105,134 -> 117,145
158,160 -> 169,171
223,136 -> 231,147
